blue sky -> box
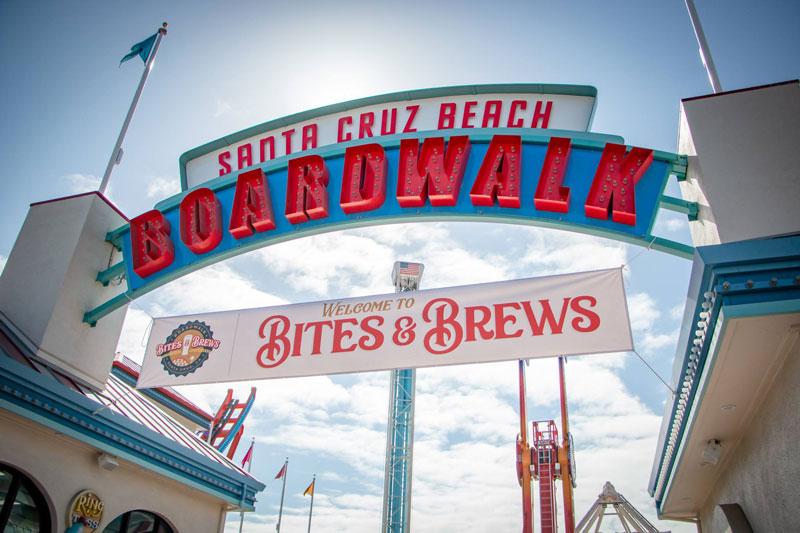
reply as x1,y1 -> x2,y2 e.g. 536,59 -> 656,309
1,1 -> 798,531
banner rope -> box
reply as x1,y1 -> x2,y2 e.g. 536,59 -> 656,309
632,349 -> 675,396
622,237 -> 657,272
121,291 -> 155,347
91,386 -> 137,416
622,239 -> 676,395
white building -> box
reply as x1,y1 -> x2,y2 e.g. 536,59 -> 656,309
0,192 -> 265,532
648,80 -> 800,532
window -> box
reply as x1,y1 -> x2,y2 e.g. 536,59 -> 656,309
102,511 -> 174,533
0,464 -> 51,533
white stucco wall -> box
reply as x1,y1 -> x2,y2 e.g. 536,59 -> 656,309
0,409 -> 231,533
698,330 -> 800,532
0,194 -> 128,391
678,81 -> 800,248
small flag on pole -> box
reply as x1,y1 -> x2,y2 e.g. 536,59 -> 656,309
240,441 -> 254,469
101,23 -> 166,195
120,33 -> 158,65
304,475 -> 316,533
276,459 -> 289,532
397,262 -> 421,276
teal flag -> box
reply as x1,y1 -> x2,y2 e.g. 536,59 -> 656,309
120,33 -> 157,65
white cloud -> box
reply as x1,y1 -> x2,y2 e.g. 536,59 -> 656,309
653,212 -> 689,234
0,254 -> 6,276
517,230 -> 629,277
257,231 -> 397,296
412,440 -> 521,531
215,98 -> 233,118
146,176 -> 181,199
415,376 -> 519,446
400,226 -> 511,288
256,222 -> 516,298
61,173 -> 119,203
670,303 -> 686,320
640,331 -> 676,352
139,262 -> 288,316
260,419 -> 386,476
64,173 -> 100,192
627,292 -> 661,332
625,293 -> 681,357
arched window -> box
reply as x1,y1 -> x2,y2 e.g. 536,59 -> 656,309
0,463 -> 52,532
103,510 -> 174,533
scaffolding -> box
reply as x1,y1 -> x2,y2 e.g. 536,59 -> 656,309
381,262 -> 424,533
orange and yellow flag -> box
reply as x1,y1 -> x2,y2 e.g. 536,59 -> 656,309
304,480 -> 315,496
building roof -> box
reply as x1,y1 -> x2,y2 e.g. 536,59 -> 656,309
0,315 -> 265,510
648,235 -> 800,518
111,354 -> 213,427
86,372 -> 244,474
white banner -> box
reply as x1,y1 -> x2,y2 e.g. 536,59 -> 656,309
137,268 -> 632,388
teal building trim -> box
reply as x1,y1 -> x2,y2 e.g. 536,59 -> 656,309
0,347 -> 264,509
648,235 -> 800,510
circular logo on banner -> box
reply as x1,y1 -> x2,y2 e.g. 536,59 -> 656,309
67,490 -> 104,532
156,320 -> 220,377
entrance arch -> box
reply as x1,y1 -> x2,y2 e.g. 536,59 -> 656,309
86,133 -> 693,326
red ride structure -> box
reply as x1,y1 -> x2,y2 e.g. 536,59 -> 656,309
516,358 -> 577,533
532,420 -> 559,533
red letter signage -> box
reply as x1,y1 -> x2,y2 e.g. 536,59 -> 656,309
340,144 -> 387,214
470,135 -> 522,208
585,143 -> 653,225
130,209 -> 175,278
397,136 -> 471,207
180,188 -> 223,254
229,168 -> 276,239
285,155 -> 330,224
534,137 -> 572,213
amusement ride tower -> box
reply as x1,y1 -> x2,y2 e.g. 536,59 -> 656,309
381,261 -> 424,533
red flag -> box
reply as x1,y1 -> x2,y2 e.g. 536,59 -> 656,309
240,442 -> 253,469
275,463 -> 286,479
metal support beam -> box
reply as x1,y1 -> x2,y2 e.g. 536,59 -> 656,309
382,367 -> 416,533
83,292 -> 130,326
659,195 -> 699,220
96,262 -> 126,286
382,262 -> 424,533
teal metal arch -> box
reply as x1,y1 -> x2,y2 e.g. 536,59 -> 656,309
86,129 -> 694,326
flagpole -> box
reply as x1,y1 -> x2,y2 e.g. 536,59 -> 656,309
276,458 -> 288,533
98,22 -> 167,195
684,0 -> 722,93
238,438 -> 254,533
307,475 -> 316,533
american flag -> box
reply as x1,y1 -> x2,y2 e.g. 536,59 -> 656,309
397,262 -> 421,276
